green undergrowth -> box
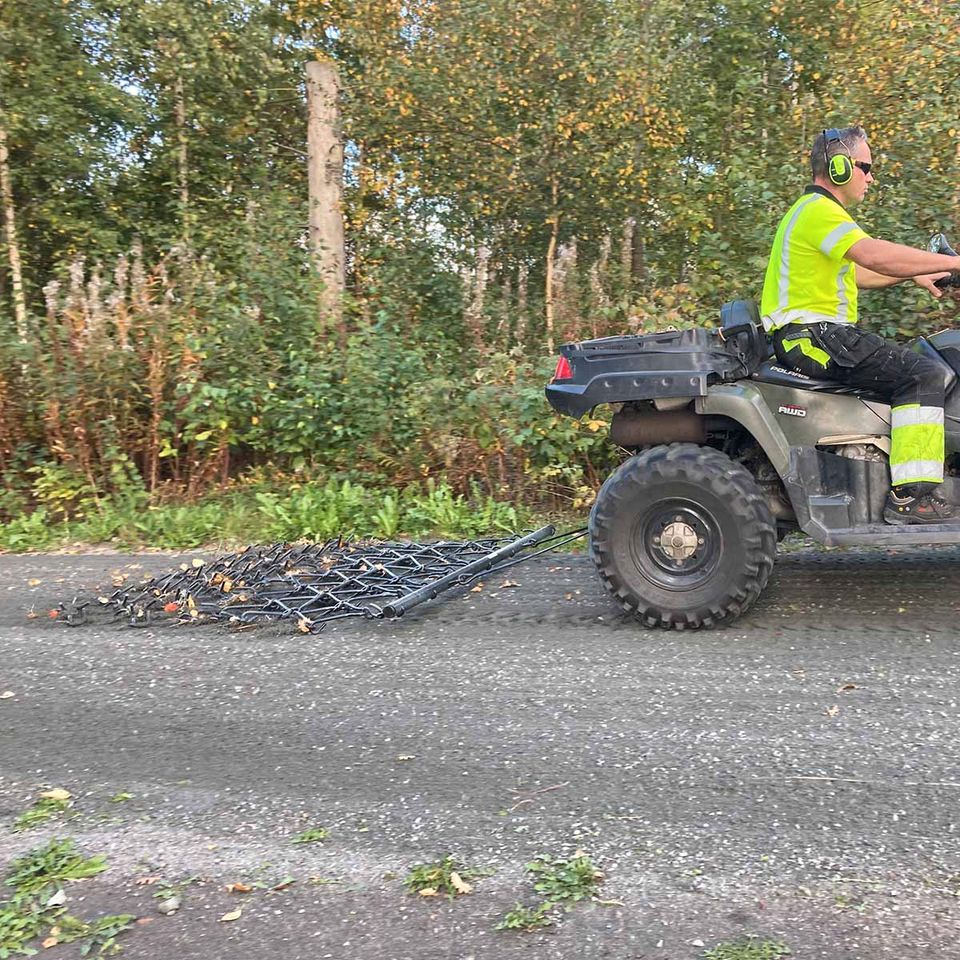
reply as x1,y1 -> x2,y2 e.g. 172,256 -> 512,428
0,477 -> 579,553
0,838 -> 133,957
702,937 -> 792,960
497,851 -> 605,932
404,856 -> 494,899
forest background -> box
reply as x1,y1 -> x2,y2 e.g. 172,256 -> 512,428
0,0 -> 958,549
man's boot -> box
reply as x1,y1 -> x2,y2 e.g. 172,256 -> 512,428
884,490 -> 956,525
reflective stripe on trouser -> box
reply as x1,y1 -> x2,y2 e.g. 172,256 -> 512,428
779,334 -> 830,369
890,403 -> 945,486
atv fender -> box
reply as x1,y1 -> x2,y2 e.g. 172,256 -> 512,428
696,382 -> 792,475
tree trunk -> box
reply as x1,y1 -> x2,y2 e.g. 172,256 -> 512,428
544,177 -> 560,354
174,74 -> 190,246
621,217 -> 635,283
0,121 -> 28,341
632,234 -> 647,285
306,60 -> 346,347
464,245 -> 490,348
516,263 -> 528,348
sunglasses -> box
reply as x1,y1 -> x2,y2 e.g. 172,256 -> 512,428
854,160 -> 873,175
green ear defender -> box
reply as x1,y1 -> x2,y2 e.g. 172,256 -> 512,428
824,128 -> 853,185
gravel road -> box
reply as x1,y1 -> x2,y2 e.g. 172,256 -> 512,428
2,543 -> 960,959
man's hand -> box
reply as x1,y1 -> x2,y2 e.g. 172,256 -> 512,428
913,272 -> 952,298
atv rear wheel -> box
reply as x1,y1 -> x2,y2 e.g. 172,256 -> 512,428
590,443 -> 776,629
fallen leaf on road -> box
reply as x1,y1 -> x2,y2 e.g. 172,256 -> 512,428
226,882 -> 252,894
48,609 -> 59,619
26,610 -> 38,619
417,887 -> 439,897
397,754 -> 415,761
499,580 -> 520,589
564,593 -> 574,601
448,871 -> 472,895
297,617 -> 313,633
470,583 -> 484,593
135,876 -> 162,886
45,890 -> 66,907
218,908 -> 242,922
163,602 -> 179,613
135,918 -> 153,926
28,579 -> 42,587
825,705 -> 840,717
272,878 -> 295,891
40,788 -> 71,802
837,683 -> 858,693
191,558 -> 204,568
41,936 -> 59,949
0,691 -> 14,700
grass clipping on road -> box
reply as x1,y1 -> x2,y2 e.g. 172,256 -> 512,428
0,838 -> 133,957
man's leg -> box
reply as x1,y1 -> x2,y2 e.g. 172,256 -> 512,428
836,342 -> 946,492
839,343 -> 951,522
773,323 -> 952,524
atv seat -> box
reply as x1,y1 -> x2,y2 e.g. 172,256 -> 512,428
719,300 -> 771,373
751,359 -> 886,401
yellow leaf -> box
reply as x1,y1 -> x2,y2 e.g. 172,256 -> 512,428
226,882 -> 252,893
218,908 -> 243,922
418,887 -> 439,897
40,788 -> 71,802
41,936 -> 59,949
449,871 -> 472,895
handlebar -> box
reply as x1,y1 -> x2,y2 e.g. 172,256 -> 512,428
929,233 -> 960,289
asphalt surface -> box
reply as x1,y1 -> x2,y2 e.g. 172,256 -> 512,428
2,542 -> 960,959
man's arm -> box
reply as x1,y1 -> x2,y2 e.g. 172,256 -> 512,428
855,264 -> 903,289
847,237 -> 959,277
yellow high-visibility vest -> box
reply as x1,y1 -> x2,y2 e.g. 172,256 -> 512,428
760,186 -> 870,332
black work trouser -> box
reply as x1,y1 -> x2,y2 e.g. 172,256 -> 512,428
771,321 -> 946,494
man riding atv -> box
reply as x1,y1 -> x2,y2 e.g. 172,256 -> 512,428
761,124 -> 960,524
545,124 -> 960,628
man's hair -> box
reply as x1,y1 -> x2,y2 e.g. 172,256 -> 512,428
810,125 -> 868,180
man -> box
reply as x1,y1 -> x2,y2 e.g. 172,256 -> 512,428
760,125 -> 960,524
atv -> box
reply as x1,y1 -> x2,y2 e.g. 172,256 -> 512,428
545,235 -> 960,629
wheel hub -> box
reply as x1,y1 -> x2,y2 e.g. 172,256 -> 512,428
656,519 -> 700,561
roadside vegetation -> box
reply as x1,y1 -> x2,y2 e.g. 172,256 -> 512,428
0,476 -> 573,553
2,0 -> 955,552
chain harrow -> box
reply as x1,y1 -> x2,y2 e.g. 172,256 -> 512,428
58,526 -> 582,633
